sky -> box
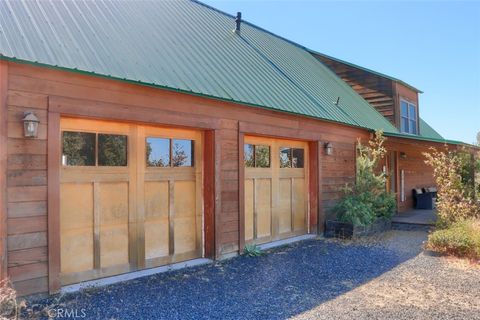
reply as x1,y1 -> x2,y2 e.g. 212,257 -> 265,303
203,0 -> 480,144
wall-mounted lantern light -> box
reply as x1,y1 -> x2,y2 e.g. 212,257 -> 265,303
324,142 -> 333,156
400,152 -> 407,159
22,111 -> 40,138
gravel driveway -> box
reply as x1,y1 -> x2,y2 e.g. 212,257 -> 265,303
24,226 -> 480,320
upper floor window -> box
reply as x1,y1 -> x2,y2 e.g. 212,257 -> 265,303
400,100 -> 417,134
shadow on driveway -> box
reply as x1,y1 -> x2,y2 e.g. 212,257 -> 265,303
25,226 -> 429,320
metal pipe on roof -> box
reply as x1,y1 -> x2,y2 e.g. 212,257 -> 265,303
235,12 -> 242,32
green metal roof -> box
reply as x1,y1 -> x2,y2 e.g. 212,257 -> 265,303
419,118 -> 444,140
0,0 -> 400,134
385,118 -> 468,146
0,0 -> 450,146
384,131 -> 465,146
309,50 -> 423,93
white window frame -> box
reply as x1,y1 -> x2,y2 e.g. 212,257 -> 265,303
400,99 -> 418,134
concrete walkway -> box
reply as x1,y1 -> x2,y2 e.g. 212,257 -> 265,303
392,209 -> 437,226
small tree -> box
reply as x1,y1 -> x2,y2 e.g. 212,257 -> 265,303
334,130 -> 396,226
423,146 -> 480,227
457,147 -> 480,199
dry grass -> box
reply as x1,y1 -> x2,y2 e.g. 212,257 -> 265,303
0,279 -> 17,320
427,219 -> 480,261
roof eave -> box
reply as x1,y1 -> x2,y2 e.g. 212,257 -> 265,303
0,55 -> 394,135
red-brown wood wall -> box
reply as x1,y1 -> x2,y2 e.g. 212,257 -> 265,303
393,82 -> 420,134
385,137 -> 457,212
0,61 -> 8,280
0,61 -> 446,296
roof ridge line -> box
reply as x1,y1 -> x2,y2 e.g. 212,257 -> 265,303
189,0 -> 313,54
192,0 -> 400,131
190,0 -> 422,94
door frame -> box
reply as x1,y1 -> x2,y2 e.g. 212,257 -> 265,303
47,106 -> 217,293
238,121 -> 321,252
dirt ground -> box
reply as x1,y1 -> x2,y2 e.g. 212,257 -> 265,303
293,229 -> 480,320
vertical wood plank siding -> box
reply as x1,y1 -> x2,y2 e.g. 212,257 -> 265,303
4,62 -> 444,296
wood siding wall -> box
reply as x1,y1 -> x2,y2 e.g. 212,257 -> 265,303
314,55 -> 396,125
0,61 -> 8,280
5,67 -> 49,296
385,138 -> 453,212
1,61 -> 439,296
393,82 -> 420,134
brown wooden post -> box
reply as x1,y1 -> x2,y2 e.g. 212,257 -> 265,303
308,141 -> 321,233
238,132 -> 245,252
213,129 -> 222,259
395,151 -> 401,210
203,130 -> 215,259
47,110 -> 61,293
0,61 -> 8,279
317,140 -> 324,232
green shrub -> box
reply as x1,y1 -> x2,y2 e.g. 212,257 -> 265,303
372,192 -> 397,219
427,219 -> 480,259
243,244 -> 263,257
335,192 -> 375,226
335,191 -> 396,226
334,131 -> 396,226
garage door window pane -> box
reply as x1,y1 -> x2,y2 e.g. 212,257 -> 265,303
146,138 -> 170,167
244,144 -> 255,167
98,134 -> 128,166
280,147 -> 291,168
292,148 -> 304,168
172,139 -> 194,167
62,131 -> 95,166
255,145 -> 270,168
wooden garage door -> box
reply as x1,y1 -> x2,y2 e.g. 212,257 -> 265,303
59,118 -> 202,285
244,136 -> 308,245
